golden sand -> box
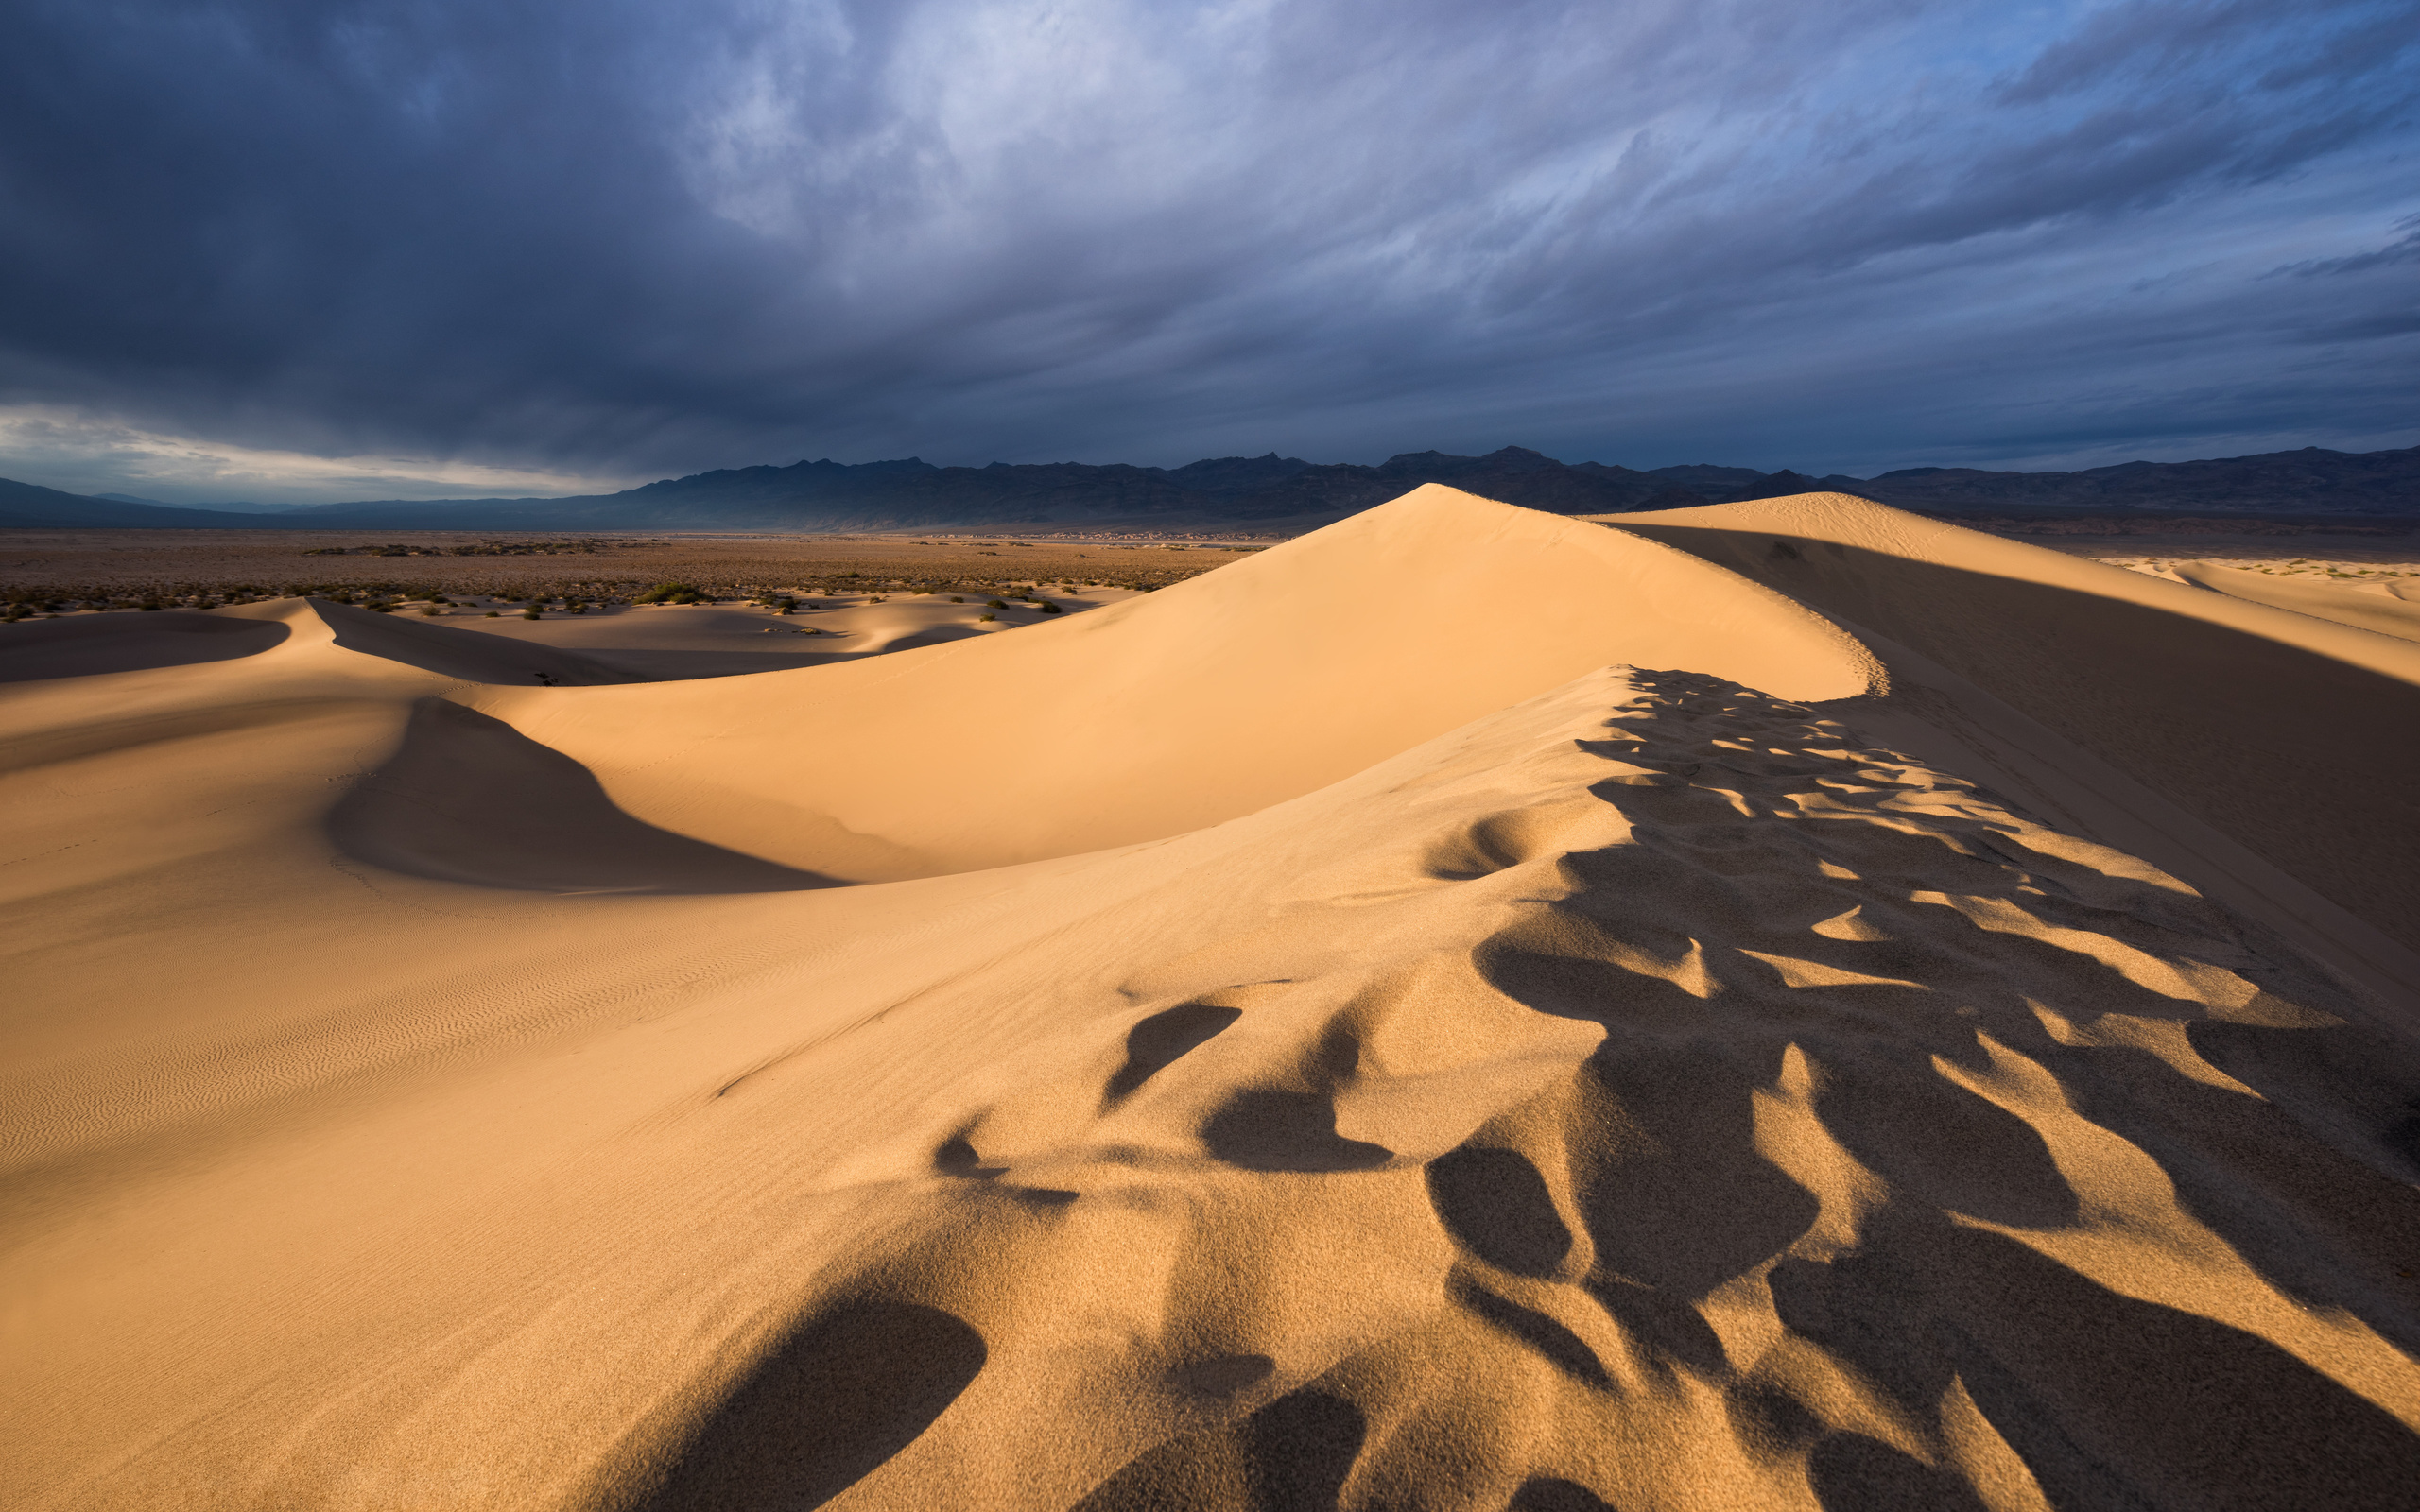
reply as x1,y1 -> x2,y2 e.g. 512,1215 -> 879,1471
4,487 -> 2416,1509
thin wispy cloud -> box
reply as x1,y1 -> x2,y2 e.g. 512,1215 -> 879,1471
2,0 -> 2412,503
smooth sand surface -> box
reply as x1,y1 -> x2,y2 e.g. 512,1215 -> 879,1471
2168,559 -> 2420,643
415,589 -> 1146,679
5,487 -> 2418,1510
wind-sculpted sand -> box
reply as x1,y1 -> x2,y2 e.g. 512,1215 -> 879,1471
4,487 -> 2418,1510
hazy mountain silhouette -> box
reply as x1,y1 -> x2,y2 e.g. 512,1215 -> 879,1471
3,444 -> 2412,532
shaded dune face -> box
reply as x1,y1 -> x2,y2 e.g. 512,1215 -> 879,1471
0,610 -> 286,682
329,697 -> 837,893
1605,496 -> 2420,957
617,672 -> 2420,1511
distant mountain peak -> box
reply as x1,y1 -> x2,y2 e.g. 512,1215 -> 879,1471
5,441 -> 2409,533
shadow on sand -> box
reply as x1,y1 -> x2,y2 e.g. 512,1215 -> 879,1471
0,611 -> 286,682
635,1299 -> 987,1511
330,697 -> 838,893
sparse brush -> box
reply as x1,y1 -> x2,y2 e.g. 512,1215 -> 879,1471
977,612 -> 996,622
633,582 -> 705,604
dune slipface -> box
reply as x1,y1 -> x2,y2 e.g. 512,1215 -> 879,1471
2,488 -> 2416,1511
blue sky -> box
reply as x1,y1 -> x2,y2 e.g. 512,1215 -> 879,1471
3,0 -> 2414,505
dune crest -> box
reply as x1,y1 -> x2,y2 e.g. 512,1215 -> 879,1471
475,486 -> 1879,880
1599,492 -> 2420,1005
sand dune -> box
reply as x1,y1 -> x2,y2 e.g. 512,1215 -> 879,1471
1597,493 -> 2420,995
477,487 -> 1876,880
0,609 -> 288,682
2169,558 -> 2420,643
435,591 -> 1142,679
4,488 -> 2417,1510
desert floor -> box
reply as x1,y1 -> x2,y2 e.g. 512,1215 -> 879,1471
4,487 -> 2419,1510
0,528 -> 1259,610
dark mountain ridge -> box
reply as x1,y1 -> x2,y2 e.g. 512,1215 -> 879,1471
0,475 -> 289,530
4,443 -> 2412,532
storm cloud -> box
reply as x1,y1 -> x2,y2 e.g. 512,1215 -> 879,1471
3,0 -> 2414,503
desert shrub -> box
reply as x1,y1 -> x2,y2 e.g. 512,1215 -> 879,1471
486,610 -> 500,617
523,608 -> 542,619
977,612 -> 996,622
634,582 -> 704,604
1039,600 -> 1063,614
421,606 -> 441,616
985,598 -> 1009,610
950,595 -> 964,603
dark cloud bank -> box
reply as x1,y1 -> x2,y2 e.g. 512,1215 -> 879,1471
3,0 -> 2415,503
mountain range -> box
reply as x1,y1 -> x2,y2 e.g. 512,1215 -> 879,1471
3,443 -> 2413,532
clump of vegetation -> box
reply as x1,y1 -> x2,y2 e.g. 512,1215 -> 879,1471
1038,600 -> 1063,614
985,598 -> 1009,610
634,582 -> 706,604
523,607 -> 543,619
421,606 -> 441,617
977,612 -> 996,622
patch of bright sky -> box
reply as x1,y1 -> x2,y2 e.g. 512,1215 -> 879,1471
0,405 -> 643,507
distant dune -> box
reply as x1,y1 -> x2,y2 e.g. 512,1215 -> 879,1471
5,486 -> 2417,1510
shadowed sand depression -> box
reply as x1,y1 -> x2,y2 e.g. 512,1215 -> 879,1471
3,486 -> 2418,1510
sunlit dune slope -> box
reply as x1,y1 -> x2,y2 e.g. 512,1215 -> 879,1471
2170,558 -> 2420,643
1598,493 -> 2420,965
475,486 -> 1877,879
